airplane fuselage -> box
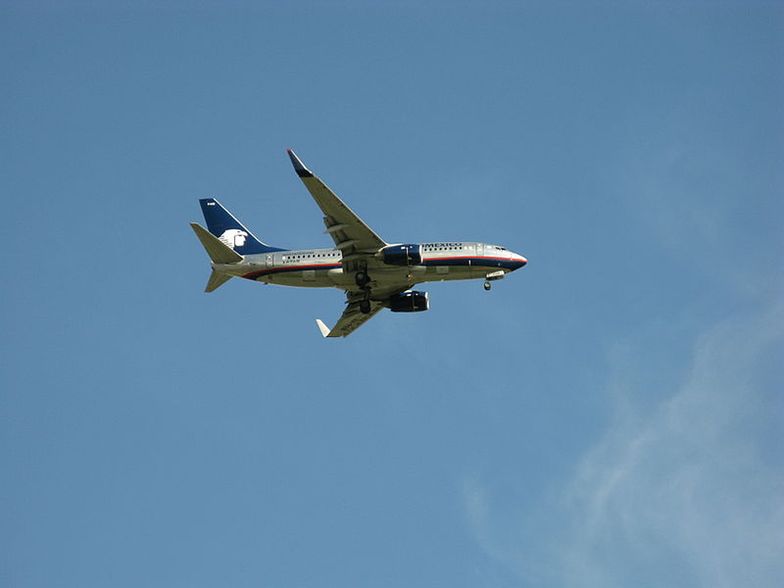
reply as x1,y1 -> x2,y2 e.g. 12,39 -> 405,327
216,241 -> 527,293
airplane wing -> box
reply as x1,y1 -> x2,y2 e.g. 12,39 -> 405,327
287,149 -> 386,267
316,285 -> 409,338
316,298 -> 385,338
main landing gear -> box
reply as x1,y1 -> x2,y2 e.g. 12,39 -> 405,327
355,269 -> 372,313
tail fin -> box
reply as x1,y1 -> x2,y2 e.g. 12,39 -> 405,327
199,198 -> 282,255
190,223 -> 243,264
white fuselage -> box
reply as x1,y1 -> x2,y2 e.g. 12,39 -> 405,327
214,241 -> 527,293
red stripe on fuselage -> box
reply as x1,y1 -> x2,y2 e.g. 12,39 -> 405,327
425,255 -> 512,263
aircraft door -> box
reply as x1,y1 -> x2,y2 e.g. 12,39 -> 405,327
473,243 -> 483,274
266,254 -> 274,268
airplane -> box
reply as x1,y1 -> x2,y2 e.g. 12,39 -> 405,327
190,149 -> 528,337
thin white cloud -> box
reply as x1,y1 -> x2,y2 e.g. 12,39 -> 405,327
463,300 -> 784,587
566,300 -> 784,587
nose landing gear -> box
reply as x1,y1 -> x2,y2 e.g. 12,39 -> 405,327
483,270 -> 505,291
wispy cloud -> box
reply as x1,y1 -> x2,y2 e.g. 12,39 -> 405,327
463,300 -> 784,587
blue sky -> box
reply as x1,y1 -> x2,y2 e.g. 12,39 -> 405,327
2,2 -> 782,587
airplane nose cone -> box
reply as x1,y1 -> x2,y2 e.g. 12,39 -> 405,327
515,255 -> 528,269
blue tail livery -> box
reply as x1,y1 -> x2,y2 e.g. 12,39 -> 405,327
198,198 -> 284,255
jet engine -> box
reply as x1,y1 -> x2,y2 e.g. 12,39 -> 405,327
389,291 -> 430,312
380,244 -> 422,266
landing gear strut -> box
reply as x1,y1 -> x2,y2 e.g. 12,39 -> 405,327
355,271 -> 370,288
356,266 -> 372,312
483,280 -> 492,291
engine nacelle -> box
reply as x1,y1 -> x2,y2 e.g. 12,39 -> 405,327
380,244 -> 422,266
389,290 -> 430,313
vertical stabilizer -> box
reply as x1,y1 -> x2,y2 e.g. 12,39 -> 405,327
199,198 -> 282,255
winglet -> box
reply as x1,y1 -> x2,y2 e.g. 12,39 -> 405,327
315,319 -> 331,338
287,148 -> 314,178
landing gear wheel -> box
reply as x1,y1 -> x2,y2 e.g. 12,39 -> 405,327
355,271 -> 370,288
483,280 -> 492,291
359,300 -> 371,314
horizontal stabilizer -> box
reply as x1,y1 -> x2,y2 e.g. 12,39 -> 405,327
205,269 -> 232,293
190,223 -> 243,264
